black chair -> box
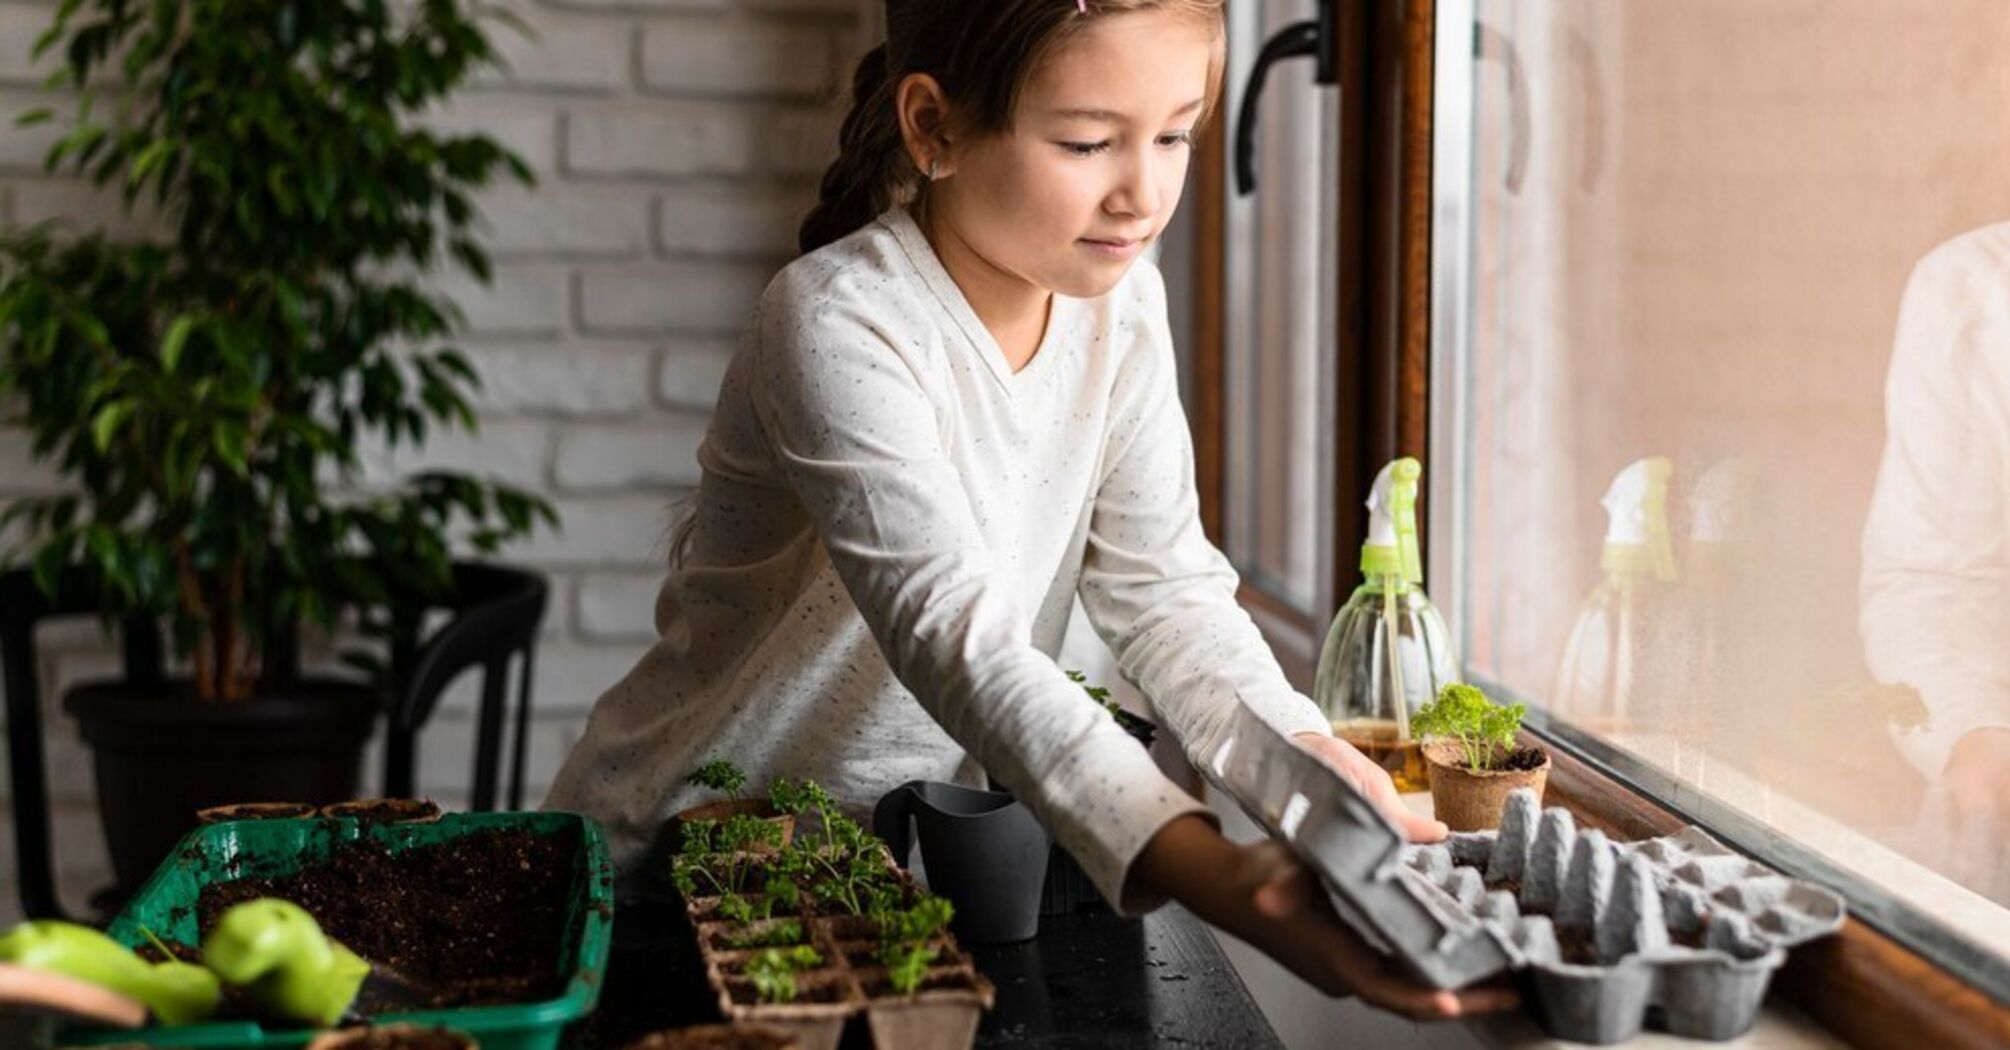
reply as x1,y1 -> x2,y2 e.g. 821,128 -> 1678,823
0,560 -> 548,921
0,567 -> 163,922
381,562 -> 548,813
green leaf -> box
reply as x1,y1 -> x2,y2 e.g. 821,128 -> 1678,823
128,138 -> 173,187
214,423 -> 249,476
91,400 -> 131,452
160,313 -> 195,372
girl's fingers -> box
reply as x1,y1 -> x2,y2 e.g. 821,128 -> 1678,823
1346,964 -> 1520,1021
1395,810 -> 1450,844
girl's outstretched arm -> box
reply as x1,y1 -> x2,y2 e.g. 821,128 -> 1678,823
1130,809 -> 1518,1021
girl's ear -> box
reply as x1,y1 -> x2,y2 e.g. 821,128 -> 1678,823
894,72 -> 959,180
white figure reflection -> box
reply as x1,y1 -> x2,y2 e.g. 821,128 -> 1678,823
1860,221 -> 2010,902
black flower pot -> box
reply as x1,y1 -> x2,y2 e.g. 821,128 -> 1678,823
65,677 -> 379,897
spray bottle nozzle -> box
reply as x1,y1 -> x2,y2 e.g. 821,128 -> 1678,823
1362,457 -> 1425,588
1600,457 -> 1677,581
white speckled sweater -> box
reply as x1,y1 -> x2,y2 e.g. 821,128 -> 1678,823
543,205 -> 1330,912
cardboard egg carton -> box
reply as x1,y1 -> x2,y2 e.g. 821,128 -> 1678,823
1205,704 -> 1845,1044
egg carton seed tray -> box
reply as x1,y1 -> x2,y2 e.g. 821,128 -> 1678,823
1203,705 -> 1845,1044
1411,789 -> 1845,1043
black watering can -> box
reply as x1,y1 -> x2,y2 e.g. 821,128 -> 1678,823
873,781 -> 1050,944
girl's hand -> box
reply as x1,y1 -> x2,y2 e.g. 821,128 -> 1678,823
1239,836 -> 1519,1020
1133,816 -> 1518,1022
1291,731 -> 1449,844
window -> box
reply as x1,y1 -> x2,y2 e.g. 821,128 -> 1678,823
1222,0 -> 1344,626
1430,0 -> 2010,994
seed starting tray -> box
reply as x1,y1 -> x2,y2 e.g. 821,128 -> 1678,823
1205,704 -> 1845,1044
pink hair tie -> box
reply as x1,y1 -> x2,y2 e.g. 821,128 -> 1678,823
1077,0 -> 1088,11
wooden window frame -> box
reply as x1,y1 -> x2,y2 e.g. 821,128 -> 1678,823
1187,2 -> 2010,1045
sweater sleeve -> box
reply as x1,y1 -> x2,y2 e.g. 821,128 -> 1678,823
1860,230 -> 2010,777
746,282 -> 1210,915
1077,265 -> 1333,781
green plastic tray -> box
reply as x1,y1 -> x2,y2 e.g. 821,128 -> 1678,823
59,811 -> 613,1050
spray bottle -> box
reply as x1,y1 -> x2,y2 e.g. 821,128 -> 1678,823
1551,458 -> 1679,732
1312,457 -> 1459,792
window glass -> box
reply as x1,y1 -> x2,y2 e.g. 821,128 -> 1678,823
1433,0 -> 2010,965
1224,0 -> 1340,618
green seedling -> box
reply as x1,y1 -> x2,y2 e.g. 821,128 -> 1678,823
810,843 -> 899,916
875,895 -> 953,995
863,881 -> 905,918
880,942 -> 939,995
1066,669 -> 1122,719
1411,683 -> 1528,773
673,814 -> 785,899
769,775 -> 832,818
717,874 -> 803,926
687,759 -> 749,802
717,894 -> 757,925
878,895 -> 954,947
1067,668 -> 1158,737
724,919 -> 806,950
745,945 -> 822,1005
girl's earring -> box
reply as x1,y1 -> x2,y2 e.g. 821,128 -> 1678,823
926,158 -> 941,181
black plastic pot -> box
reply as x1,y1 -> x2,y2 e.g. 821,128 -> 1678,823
65,677 -> 378,896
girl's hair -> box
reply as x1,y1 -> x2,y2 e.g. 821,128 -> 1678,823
797,0 -> 1226,256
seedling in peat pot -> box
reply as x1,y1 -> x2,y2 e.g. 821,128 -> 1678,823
874,895 -> 955,994
1412,683 -> 1527,772
745,945 -> 823,1005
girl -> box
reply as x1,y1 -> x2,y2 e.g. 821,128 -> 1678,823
546,0 -> 1513,1020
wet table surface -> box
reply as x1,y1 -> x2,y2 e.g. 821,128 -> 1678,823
576,898 -> 1283,1049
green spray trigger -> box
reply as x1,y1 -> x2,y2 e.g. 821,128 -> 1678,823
1361,457 -> 1425,588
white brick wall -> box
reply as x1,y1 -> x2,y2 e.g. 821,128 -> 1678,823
0,0 -> 868,922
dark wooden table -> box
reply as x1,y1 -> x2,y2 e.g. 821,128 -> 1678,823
577,899 -> 1283,1049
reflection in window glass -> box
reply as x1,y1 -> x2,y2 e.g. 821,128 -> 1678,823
1437,0 -> 2010,940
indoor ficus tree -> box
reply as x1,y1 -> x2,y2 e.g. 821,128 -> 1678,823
0,0 -> 557,701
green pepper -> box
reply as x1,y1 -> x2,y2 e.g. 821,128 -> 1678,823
201,899 -> 369,1028
0,920 -> 221,1026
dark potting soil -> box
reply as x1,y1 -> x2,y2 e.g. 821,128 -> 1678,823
196,826 -> 578,1012
1495,747 -> 1548,772
1669,915 -> 1713,950
1555,924 -> 1600,966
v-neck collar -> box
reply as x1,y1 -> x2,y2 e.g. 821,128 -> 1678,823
880,205 -> 1072,395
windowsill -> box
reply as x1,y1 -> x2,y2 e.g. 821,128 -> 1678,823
1458,1005 -> 1845,1049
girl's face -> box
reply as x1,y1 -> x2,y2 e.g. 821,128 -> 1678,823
930,10 -> 1219,300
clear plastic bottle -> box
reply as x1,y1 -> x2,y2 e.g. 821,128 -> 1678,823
1551,458 -> 1680,736
1312,458 -> 1459,792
